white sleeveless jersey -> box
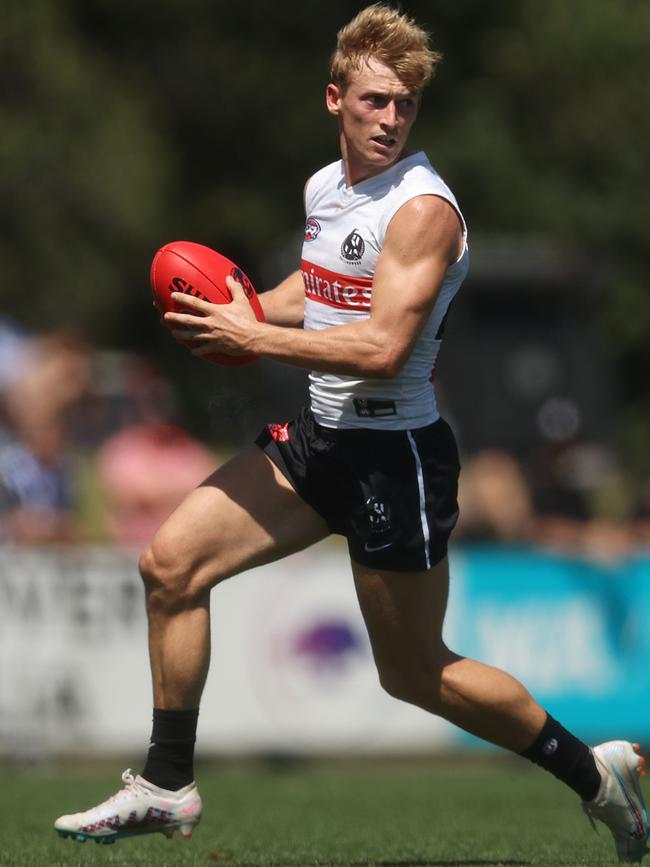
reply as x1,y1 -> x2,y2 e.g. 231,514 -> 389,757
301,150 -> 469,430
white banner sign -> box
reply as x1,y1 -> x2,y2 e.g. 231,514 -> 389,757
0,543 -> 454,757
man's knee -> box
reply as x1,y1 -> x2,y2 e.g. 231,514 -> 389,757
139,535 -> 222,612
376,657 -> 447,714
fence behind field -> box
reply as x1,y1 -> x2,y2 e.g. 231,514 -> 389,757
1,543 -> 649,758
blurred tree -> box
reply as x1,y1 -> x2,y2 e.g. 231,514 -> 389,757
0,0 -> 173,341
413,0 -> 650,471
1,0 -> 648,460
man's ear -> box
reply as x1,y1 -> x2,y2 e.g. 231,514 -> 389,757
325,83 -> 342,117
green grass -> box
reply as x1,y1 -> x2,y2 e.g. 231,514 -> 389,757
0,758 -> 645,867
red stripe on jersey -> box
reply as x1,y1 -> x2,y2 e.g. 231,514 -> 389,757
301,260 -> 372,310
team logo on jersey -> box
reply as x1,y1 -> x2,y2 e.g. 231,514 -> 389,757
304,218 -> 321,242
340,229 -> 365,262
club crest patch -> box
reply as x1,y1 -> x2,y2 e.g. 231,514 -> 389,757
304,218 -> 321,242
341,229 -> 365,263
365,496 -> 391,532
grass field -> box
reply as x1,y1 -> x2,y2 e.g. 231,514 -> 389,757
1,758 -> 645,867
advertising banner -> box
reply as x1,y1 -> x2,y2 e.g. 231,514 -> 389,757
448,546 -> 650,747
0,543 -> 648,757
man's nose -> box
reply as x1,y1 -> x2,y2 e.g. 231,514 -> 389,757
381,101 -> 398,129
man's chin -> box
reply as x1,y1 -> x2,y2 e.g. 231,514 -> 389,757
369,148 -> 401,169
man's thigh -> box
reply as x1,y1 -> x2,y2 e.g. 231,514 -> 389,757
351,556 -> 451,668
147,446 -> 329,589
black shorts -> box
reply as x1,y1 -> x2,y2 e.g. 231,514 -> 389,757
255,406 -> 460,572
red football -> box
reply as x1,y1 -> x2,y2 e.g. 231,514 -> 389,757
150,240 -> 265,367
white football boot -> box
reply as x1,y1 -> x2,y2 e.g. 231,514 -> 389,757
582,741 -> 649,863
54,769 -> 202,845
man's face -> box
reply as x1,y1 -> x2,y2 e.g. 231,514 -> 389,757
326,57 -> 420,183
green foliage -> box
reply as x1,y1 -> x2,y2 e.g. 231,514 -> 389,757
418,0 -> 649,243
418,0 -> 650,464
1,0 -> 648,443
0,0 -> 173,339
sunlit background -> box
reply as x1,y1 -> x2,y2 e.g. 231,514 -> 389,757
1,0 -> 649,763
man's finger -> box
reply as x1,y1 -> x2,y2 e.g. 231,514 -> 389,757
225,275 -> 246,300
164,311 -> 207,327
170,292 -> 211,312
170,329 -> 211,342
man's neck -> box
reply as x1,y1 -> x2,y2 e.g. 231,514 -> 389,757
341,137 -> 412,187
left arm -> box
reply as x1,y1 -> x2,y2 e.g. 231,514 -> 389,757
256,270 -> 305,327
165,195 -> 463,378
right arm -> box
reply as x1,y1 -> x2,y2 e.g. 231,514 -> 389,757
258,270 -> 305,328
166,195 -> 462,376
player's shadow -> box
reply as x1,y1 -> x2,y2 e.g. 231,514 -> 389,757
368,861 -> 530,866
357,861 -> 529,867
227,861 -> 529,866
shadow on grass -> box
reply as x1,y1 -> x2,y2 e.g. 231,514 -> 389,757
371,861 -> 529,866
370,862 -> 529,867
211,860 -> 529,866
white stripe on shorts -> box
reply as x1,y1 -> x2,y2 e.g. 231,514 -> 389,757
407,431 -> 431,570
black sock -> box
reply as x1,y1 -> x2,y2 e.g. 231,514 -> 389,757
520,713 -> 601,801
141,708 -> 199,791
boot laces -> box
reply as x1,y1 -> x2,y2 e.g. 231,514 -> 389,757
105,769 -> 148,804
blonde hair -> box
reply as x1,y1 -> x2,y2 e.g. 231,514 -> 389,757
329,3 -> 442,93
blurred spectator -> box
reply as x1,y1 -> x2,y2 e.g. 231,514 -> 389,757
0,318 -> 644,559
95,358 -> 216,547
455,442 -> 639,562
75,351 -> 178,449
0,331 -> 91,543
456,449 -> 534,544
528,442 -> 633,561
97,421 -> 215,547
0,316 -> 29,395
631,481 -> 650,551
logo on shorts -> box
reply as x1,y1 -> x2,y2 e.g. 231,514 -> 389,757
543,738 -> 559,756
341,229 -> 365,262
361,496 -> 393,552
366,497 -> 391,530
304,218 -> 321,242
267,422 -> 290,442
364,539 -> 392,552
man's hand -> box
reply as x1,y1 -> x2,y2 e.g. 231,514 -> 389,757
164,275 -> 258,357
